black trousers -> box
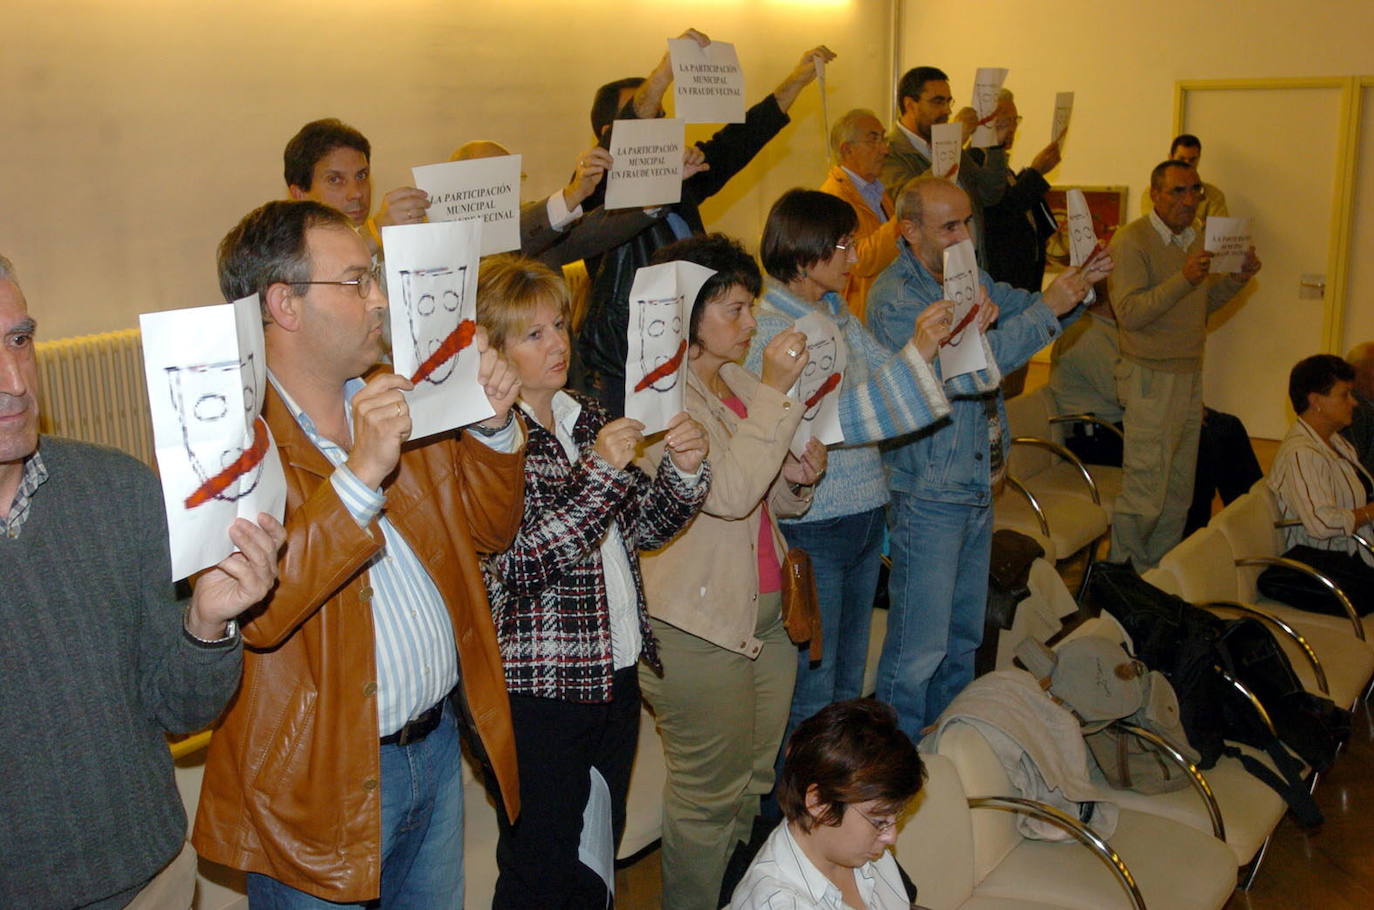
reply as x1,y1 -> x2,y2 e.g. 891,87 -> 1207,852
1258,545 -> 1374,617
491,667 -> 641,909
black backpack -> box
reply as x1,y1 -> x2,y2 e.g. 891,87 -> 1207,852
1082,562 -> 1351,826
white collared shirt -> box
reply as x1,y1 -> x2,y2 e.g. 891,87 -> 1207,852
1148,209 -> 1196,250
730,822 -> 911,910
895,120 -> 932,160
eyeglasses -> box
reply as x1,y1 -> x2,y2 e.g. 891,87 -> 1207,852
287,262 -> 383,298
834,237 -> 857,253
854,808 -> 898,834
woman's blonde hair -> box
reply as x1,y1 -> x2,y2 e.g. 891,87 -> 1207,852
475,254 -> 571,350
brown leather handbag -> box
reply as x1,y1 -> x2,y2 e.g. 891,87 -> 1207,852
781,547 -> 823,663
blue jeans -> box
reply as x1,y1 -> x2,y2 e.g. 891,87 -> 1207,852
247,702 -> 464,909
876,494 -> 992,739
780,507 -> 886,734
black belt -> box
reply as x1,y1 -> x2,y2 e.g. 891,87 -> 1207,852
381,701 -> 444,747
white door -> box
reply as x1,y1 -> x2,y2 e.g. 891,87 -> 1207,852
1181,83 -> 1344,439
1340,81 -> 1374,356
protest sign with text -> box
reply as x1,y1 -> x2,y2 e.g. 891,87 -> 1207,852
605,118 -> 685,210
412,154 -> 521,256
1205,216 -> 1252,273
669,38 -> 746,124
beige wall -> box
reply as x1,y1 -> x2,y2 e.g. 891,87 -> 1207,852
897,0 -> 1374,211
2,0 -> 892,339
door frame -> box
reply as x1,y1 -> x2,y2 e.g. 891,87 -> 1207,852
1173,76 -> 1364,354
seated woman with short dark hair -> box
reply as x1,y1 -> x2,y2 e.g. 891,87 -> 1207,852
1263,354 -> 1374,616
730,699 -> 926,909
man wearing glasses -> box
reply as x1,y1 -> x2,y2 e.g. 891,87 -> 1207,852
881,65 -> 1010,267
1108,160 -> 1261,569
193,200 -> 525,907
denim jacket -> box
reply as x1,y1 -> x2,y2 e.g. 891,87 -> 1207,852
867,240 -> 1074,506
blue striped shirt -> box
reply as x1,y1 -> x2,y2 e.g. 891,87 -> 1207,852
269,373 -> 518,736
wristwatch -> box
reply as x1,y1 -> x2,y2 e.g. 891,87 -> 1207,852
182,604 -> 240,647
470,410 -> 516,437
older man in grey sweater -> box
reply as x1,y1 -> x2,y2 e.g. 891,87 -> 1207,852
0,255 -> 283,909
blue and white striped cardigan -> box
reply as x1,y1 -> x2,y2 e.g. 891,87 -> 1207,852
746,280 -> 951,524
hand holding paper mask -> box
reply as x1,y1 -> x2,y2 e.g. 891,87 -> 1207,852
662,410 -> 709,474
914,299 -> 955,361
595,417 -> 647,471
473,326 -> 522,429
186,513 -> 287,639
346,373 -> 414,489
760,328 -> 810,393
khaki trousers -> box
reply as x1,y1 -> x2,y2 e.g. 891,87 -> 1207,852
1111,361 -> 1203,569
640,592 -> 795,910
124,840 -> 196,910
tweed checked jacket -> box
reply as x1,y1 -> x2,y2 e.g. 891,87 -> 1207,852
484,392 -> 710,702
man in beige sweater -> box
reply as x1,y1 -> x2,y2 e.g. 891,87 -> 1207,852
1109,160 -> 1261,568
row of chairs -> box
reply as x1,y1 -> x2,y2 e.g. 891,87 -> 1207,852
886,475 -> 1372,908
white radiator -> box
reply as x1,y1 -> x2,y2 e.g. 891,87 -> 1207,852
36,328 -> 155,468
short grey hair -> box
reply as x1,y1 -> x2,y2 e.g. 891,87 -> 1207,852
0,254 -> 17,285
829,108 -> 882,158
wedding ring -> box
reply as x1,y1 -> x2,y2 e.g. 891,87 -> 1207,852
396,401 -> 403,416
786,348 -> 799,358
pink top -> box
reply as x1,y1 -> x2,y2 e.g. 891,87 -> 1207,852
723,395 -> 783,594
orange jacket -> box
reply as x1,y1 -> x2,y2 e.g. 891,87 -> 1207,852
193,382 -> 524,902
819,166 -> 901,323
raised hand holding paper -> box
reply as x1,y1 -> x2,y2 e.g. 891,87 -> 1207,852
938,239 -> 988,378
788,311 -> 846,457
1065,188 -> 1101,305
383,220 -> 493,440
669,38 -> 746,124
623,260 -> 716,434
1204,216 -> 1252,272
931,121 -> 963,182
141,295 -> 286,580
605,118 -> 685,210
970,67 -> 1009,148
1051,92 -> 1074,144
411,155 -> 521,256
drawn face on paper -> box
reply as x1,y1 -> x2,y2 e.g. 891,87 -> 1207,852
944,273 -> 979,349
398,265 -> 469,385
165,354 -> 263,502
799,335 -> 839,422
635,294 -> 685,393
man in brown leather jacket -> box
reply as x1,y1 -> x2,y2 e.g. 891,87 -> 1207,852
192,200 -> 525,907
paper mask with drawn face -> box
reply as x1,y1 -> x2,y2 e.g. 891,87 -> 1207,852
398,265 -> 469,386
165,352 -> 264,504
635,294 -> 685,393
799,334 -> 841,422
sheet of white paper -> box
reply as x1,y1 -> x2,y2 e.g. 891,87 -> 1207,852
787,311 -> 846,458
604,119 -> 685,210
815,56 -> 830,159
938,240 -> 989,378
141,296 -> 286,580
970,67 -> 1009,148
578,767 -> 615,896
930,121 -> 963,182
382,220 -> 493,440
1051,92 -> 1074,144
1204,216 -> 1252,273
411,155 -> 521,256
623,260 -> 716,435
1066,189 -> 1099,305
669,39 -> 746,124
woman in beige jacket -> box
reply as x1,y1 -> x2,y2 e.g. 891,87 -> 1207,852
639,234 -> 827,910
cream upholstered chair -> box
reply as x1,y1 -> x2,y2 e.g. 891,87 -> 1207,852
893,753 -> 1074,910
934,721 -> 1238,910
995,389 -> 1111,567
1153,527 -> 1374,711
1009,387 -> 1123,513
1056,613 -> 1288,884
1211,488 -> 1372,644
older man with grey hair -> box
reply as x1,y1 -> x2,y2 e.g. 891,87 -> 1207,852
0,253 -> 284,907
818,107 -> 901,322
1345,341 -> 1374,474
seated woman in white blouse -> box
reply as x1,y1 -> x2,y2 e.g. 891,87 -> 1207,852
730,700 -> 924,910
1264,354 -> 1374,616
